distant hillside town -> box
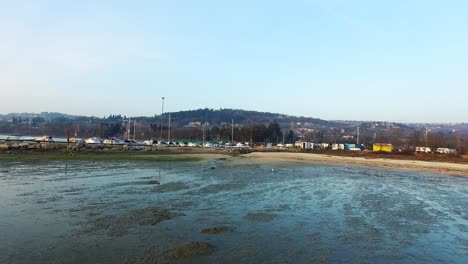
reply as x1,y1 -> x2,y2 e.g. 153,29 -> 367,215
0,109 -> 466,154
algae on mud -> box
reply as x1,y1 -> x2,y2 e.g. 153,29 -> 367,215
165,241 -> 216,260
124,241 -> 216,264
244,212 -> 277,222
200,226 -> 233,234
81,207 -> 182,237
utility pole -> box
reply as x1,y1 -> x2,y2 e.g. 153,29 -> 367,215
356,126 -> 360,145
168,113 -> 171,142
160,97 -> 164,140
425,127 -> 429,147
231,119 -> 234,144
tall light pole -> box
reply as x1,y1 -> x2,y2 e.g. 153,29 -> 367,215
160,97 -> 164,140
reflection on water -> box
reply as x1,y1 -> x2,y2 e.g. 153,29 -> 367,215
0,160 -> 467,263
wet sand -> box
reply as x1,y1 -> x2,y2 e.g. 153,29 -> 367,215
130,150 -> 468,177
213,152 -> 468,176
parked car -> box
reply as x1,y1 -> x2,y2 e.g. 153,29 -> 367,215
415,147 -> 432,153
437,148 -> 456,154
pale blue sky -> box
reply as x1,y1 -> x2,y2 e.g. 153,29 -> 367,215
1,0 -> 467,122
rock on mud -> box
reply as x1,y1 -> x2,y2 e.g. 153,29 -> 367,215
18,143 -> 30,149
10,143 -> 20,149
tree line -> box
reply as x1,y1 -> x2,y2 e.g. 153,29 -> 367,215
0,114 -> 465,153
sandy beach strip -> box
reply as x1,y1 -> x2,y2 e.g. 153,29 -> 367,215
220,152 -> 468,177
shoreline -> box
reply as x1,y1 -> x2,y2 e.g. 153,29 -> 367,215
1,150 -> 467,177
232,152 -> 468,177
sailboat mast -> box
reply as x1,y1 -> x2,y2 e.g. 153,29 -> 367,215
168,113 -> 171,142
127,118 -> 131,140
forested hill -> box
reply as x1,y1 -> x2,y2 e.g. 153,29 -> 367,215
154,108 -> 338,127
0,109 -> 334,127
0,109 -> 340,137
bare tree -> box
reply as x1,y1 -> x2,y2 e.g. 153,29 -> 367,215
408,130 -> 422,150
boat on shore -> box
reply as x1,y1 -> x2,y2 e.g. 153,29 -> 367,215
103,137 -> 121,145
85,137 -> 103,144
35,136 -> 54,142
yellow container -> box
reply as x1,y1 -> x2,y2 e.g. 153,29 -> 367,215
373,143 -> 392,152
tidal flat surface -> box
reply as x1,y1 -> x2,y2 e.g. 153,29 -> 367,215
0,159 -> 467,263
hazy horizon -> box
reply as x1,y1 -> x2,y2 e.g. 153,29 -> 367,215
1,1 -> 467,123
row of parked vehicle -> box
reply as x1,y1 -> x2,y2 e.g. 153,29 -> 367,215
84,137 -> 250,148
415,147 -> 457,154
2,134 -> 253,148
142,140 -> 251,148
